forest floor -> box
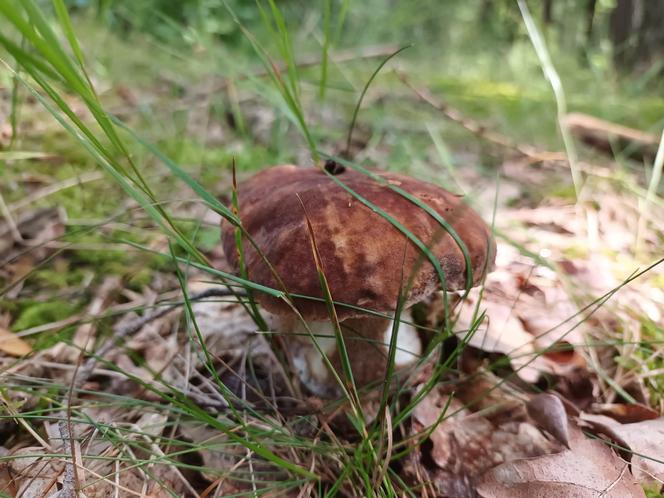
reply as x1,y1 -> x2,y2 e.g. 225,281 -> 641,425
1,6 -> 664,497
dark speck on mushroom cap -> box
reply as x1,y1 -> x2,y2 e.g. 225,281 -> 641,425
221,164 -> 495,321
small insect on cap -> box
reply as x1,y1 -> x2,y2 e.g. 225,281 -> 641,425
221,164 -> 495,321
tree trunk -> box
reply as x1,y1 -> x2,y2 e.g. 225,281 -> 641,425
585,0 -> 597,41
610,0 -> 664,70
543,0 -> 554,25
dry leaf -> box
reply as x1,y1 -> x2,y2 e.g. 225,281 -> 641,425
8,447 -> 64,498
0,447 -> 17,497
476,422 -> 646,498
455,287 -> 540,383
527,394 -> 570,448
0,326 -> 31,356
590,403 -> 659,424
453,243 -> 592,387
403,386 -> 561,498
582,413 -> 664,485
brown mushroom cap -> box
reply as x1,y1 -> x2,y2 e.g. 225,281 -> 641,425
221,165 -> 495,321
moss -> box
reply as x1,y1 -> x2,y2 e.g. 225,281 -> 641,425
32,324 -> 78,351
644,486 -> 664,498
30,267 -> 87,289
11,300 -> 81,332
126,267 -> 153,290
546,183 -> 579,202
196,226 -> 221,251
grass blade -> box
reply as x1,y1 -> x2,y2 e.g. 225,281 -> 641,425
297,194 -> 363,419
345,45 -> 411,156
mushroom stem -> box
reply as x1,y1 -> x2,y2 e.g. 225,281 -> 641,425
272,312 -> 422,397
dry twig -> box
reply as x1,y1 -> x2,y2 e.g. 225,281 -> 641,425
396,70 -> 566,163
75,287 -> 244,390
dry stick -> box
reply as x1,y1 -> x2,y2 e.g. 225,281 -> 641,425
57,420 -> 77,498
396,70 -> 566,164
76,287 -> 244,390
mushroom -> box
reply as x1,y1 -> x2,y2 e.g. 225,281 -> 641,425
221,164 -> 494,397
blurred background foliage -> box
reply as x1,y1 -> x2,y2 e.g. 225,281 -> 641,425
60,0 -> 664,74
1,0 -> 662,231
42,0 -> 663,141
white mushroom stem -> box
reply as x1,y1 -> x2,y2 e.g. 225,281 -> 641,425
267,311 -> 422,397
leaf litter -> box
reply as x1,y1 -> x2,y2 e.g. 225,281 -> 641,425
0,325 -> 31,356
402,387 -> 563,498
2,179 -> 663,496
404,387 -> 652,498
476,420 -> 645,498
581,412 -> 664,486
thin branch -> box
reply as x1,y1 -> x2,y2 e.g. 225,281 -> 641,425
396,70 -> 566,163
57,419 -> 78,498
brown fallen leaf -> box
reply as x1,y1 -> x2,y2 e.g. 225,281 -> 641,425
0,447 -> 17,497
455,286 -> 540,383
452,243 -> 596,391
7,446 -> 63,497
526,394 -> 570,448
476,421 -> 646,498
0,326 -> 31,356
590,403 -> 659,424
582,413 -> 664,486
403,385 -> 561,498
